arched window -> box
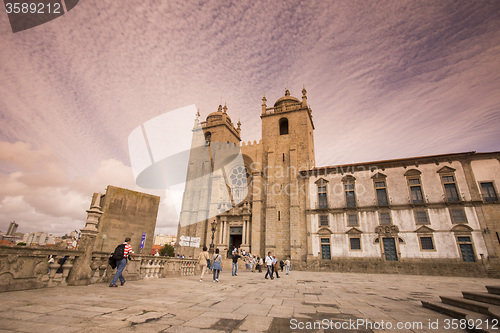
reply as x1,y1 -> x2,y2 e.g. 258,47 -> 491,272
204,132 -> 211,146
279,118 -> 289,135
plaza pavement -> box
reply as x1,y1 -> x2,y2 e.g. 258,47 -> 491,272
0,269 -> 497,333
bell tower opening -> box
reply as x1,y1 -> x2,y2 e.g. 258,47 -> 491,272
204,132 -> 211,146
279,118 -> 289,135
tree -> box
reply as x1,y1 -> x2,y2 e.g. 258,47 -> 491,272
16,242 -> 26,246
160,244 -> 175,257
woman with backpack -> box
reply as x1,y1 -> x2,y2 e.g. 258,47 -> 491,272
212,248 -> 222,282
198,246 -> 210,282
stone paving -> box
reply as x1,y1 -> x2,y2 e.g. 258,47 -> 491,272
0,269 -> 497,332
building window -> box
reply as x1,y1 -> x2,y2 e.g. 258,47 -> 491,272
419,236 -> 435,250
345,183 -> 356,208
380,212 -> 391,225
319,215 -> 329,227
318,185 -> 328,209
350,237 -> 361,250
374,181 -> 389,206
450,208 -> 467,223
415,210 -> 429,224
279,118 -> 289,135
481,182 -> 498,202
348,214 -> 358,226
408,178 -> 424,204
457,236 -> 476,262
442,175 -> 460,202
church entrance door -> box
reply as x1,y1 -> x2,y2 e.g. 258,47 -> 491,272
229,226 -> 243,256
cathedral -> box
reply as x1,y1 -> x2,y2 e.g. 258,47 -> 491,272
176,88 -> 500,275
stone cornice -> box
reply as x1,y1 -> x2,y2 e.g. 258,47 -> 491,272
300,151 -> 500,177
305,200 -> 499,214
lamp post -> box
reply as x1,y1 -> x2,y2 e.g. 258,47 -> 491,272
100,234 -> 107,251
210,219 -> 217,254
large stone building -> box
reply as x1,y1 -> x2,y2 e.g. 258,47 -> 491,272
176,88 -> 500,273
92,185 -> 160,254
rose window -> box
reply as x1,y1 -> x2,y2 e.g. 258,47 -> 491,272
230,165 -> 247,187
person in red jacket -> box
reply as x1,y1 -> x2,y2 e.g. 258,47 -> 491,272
110,237 -> 135,287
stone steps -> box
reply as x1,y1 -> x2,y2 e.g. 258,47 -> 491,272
441,296 -> 500,320
464,292 -> 500,306
422,286 -> 500,333
486,286 -> 500,295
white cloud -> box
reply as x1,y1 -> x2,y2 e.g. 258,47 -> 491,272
0,142 -> 178,235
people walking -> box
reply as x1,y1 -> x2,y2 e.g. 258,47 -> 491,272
280,259 -> 285,272
232,249 -> 240,276
47,255 -> 54,275
285,258 -> 291,275
212,248 -> 222,282
264,252 -> 274,280
257,256 -> 263,273
198,246 -> 210,282
273,256 -> 280,279
110,237 -> 135,287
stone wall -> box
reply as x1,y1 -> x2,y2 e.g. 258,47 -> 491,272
93,185 -> 160,254
305,258 -> 500,278
0,245 -> 197,293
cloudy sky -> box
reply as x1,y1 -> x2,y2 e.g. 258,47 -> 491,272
0,0 -> 499,236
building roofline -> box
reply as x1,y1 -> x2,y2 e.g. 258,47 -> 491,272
300,151 -> 500,176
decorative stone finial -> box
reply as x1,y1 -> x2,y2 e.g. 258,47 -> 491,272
285,89 -> 290,96
218,104 -> 222,112
196,109 -> 200,120
302,85 -> 308,107
90,193 -> 102,209
223,103 -> 227,113
262,94 -> 267,104
237,119 -> 241,130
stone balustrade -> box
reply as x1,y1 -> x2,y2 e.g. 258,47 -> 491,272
139,257 -> 197,278
0,245 -> 198,292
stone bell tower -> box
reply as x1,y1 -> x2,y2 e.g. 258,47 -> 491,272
260,87 -> 315,260
176,104 -> 243,257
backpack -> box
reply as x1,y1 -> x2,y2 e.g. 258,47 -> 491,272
112,243 -> 126,260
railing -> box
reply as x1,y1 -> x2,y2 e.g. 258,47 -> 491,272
0,245 -> 82,291
264,103 -> 302,115
0,245 -> 198,292
139,257 -> 197,278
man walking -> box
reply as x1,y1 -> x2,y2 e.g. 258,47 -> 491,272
264,252 -> 274,280
110,237 -> 135,287
273,255 -> 280,279
232,249 -> 240,276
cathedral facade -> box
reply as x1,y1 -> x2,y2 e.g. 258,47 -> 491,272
176,88 -> 500,274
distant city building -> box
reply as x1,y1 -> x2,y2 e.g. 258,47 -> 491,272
154,234 -> 176,246
1,221 -> 20,243
6,221 -> 18,236
22,232 -> 55,246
